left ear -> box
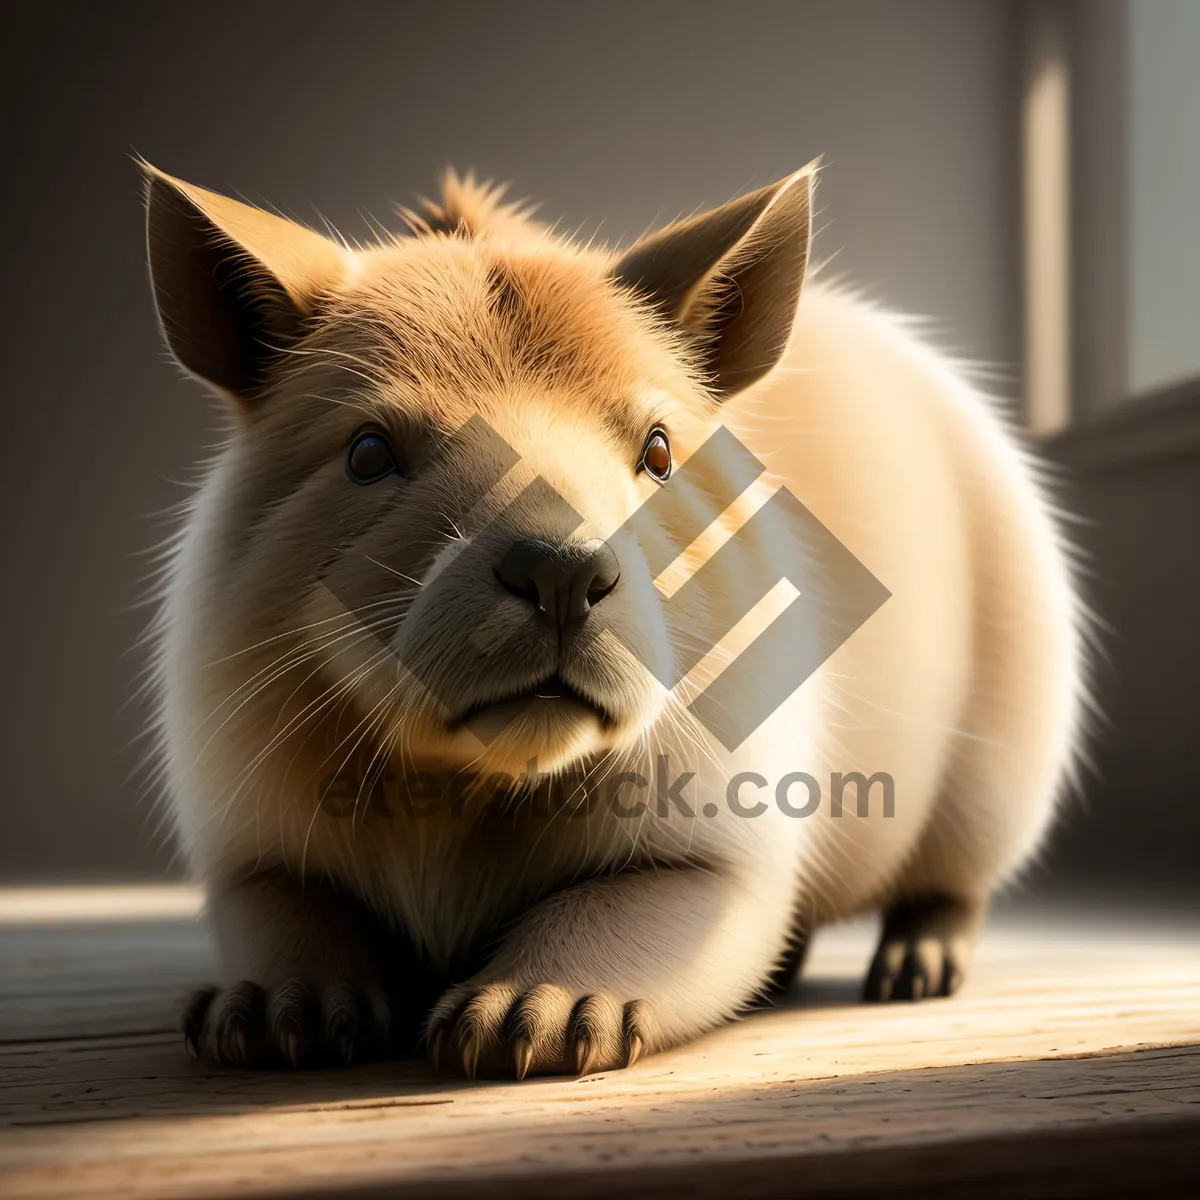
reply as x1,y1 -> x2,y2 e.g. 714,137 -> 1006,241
611,162 -> 817,397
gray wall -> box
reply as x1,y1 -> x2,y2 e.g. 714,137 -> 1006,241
1129,0 -> 1200,394
0,0 -> 1019,878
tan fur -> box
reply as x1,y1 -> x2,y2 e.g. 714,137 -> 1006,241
144,163 -> 1085,1076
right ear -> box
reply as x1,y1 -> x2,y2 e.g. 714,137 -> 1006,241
141,162 -> 348,403
611,163 -> 816,397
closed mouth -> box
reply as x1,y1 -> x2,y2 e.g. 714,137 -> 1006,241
455,671 -> 615,728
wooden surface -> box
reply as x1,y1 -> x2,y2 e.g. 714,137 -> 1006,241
0,887 -> 1198,1198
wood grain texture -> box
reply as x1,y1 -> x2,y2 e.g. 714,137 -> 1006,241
0,890 -> 1197,1198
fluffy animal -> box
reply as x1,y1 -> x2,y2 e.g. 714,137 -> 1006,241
142,159 -> 1084,1077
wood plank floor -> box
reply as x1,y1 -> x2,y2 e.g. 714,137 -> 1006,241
1,887 -> 1197,1198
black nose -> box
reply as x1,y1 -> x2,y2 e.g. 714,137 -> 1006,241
495,537 -> 620,628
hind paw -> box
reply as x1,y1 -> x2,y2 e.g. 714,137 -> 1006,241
863,894 -> 984,1002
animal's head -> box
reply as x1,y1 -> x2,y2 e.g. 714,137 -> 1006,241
145,163 -> 815,782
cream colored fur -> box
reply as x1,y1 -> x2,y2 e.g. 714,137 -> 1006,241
144,163 -> 1085,1077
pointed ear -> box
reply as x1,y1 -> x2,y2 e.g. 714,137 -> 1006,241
141,163 -> 348,402
611,162 -> 817,396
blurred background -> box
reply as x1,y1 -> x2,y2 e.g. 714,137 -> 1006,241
0,0 -> 1195,897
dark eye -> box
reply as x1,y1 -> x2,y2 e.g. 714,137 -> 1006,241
638,428 -> 672,483
346,430 -> 397,484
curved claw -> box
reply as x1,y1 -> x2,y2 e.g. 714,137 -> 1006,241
626,1034 -> 645,1068
574,1038 -> 599,1077
222,1025 -> 247,1065
461,1033 -> 480,1080
513,1037 -> 533,1081
282,1030 -> 301,1069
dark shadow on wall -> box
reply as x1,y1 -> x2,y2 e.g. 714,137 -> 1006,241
1041,381 -> 1200,898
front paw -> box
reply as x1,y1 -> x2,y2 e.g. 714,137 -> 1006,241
426,982 -> 650,1079
183,979 -> 391,1068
